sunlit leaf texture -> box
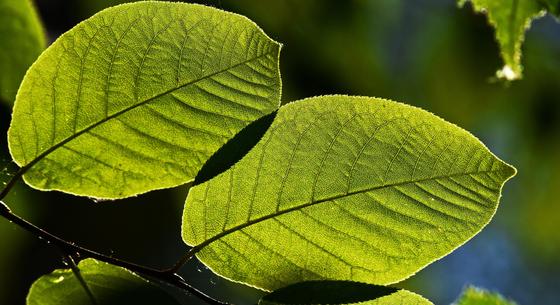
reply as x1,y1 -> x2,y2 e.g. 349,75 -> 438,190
259,281 -> 433,305
26,259 -> 181,305
0,0 -> 45,104
453,286 -> 517,305
183,95 -> 516,290
8,1 -> 281,199
459,0 -> 545,80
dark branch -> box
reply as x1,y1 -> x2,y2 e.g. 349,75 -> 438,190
0,199 -> 228,305
64,254 -> 98,305
0,167 -> 24,201
164,246 -> 199,273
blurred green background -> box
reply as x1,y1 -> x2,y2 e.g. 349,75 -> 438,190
1,1 -> 559,304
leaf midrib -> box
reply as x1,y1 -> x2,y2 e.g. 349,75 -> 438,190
507,0 -> 520,58
18,50 -> 275,175
190,167 -> 510,253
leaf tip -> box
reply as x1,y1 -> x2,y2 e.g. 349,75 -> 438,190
502,162 -> 517,181
496,65 -> 521,81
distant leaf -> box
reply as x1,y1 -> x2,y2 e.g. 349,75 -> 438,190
259,281 -> 433,305
539,0 -> 560,16
8,2 -> 281,199
0,0 -> 45,104
26,259 -> 181,305
453,286 -> 517,305
182,95 -> 516,290
459,0 -> 545,80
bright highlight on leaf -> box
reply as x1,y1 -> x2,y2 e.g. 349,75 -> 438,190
453,286 -> 518,305
0,0 -> 46,104
182,95 -> 516,291
8,1 -> 281,199
258,281 -> 434,305
26,259 -> 181,305
459,0 -> 546,80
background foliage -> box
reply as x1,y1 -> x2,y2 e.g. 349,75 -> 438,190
0,0 -> 558,304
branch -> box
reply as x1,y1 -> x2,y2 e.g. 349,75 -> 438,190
64,254 -> 98,305
164,246 -> 199,273
0,199 -> 228,305
0,166 -> 24,201
0,166 -> 228,304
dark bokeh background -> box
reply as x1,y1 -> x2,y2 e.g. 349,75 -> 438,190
1,1 -> 559,304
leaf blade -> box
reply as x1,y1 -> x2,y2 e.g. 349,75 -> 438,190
182,95 -> 516,290
26,259 -> 181,305
0,0 -> 46,104
453,286 -> 517,305
8,2 -> 281,199
459,0 -> 545,80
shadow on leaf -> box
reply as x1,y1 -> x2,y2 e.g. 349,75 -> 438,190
194,111 -> 278,186
259,281 -> 398,305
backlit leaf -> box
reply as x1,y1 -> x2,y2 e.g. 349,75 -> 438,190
539,0 -> 560,16
0,0 -> 45,104
26,259 -> 181,305
8,1 -> 281,199
459,0 -> 545,80
182,95 -> 516,290
194,110 -> 278,186
453,286 -> 517,305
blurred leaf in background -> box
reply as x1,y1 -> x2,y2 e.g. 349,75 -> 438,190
453,286 -> 517,305
458,0 -> 544,80
539,0 -> 560,16
459,0 -> 560,80
0,0 -> 45,105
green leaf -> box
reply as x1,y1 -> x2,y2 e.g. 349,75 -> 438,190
26,258 -> 181,305
539,0 -> 560,16
459,0 -> 545,80
194,110 -> 278,186
453,286 -> 517,305
259,281 -> 433,305
0,0 -> 46,104
8,1 -> 281,199
182,95 -> 516,291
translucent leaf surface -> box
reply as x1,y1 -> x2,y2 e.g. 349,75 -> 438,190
182,95 -> 516,290
459,0 -> 545,80
8,1 -> 281,198
0,0 -> 45,104
259,281 -> 433,305
194,110 -> 278,186
26,259 -> 181,305
453,286 -> 517,305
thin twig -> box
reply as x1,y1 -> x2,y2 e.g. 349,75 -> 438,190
164,246 -> 200,274
0,167 -> 24,200
0,199 -> 10,214
0,170 -> 228,304
0,200 -> 228,305
64,254 -> 98,305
